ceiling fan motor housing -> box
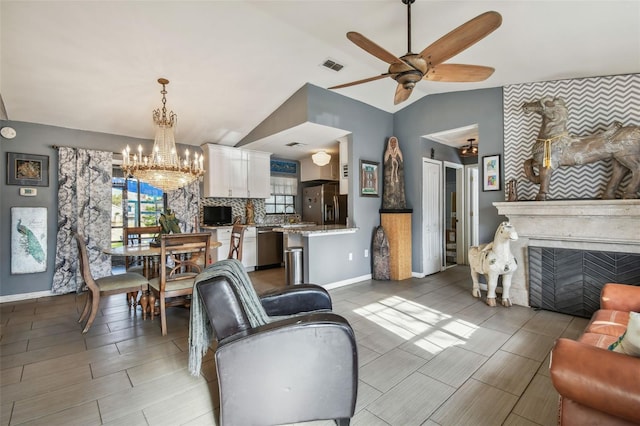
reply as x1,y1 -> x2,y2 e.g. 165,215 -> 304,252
391,54 -> 427,89
395,71 -> 423,89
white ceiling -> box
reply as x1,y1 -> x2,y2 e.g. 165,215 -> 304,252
1,1 -> 639,159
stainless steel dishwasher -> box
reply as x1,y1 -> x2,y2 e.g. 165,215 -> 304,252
256,227 -> 283,269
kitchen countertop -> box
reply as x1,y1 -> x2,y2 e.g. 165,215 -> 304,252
272,224 -> 358,236
200,224 -> 256,229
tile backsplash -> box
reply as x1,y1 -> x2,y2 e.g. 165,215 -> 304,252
200,197 -> 299,225
201,197 -> 265,225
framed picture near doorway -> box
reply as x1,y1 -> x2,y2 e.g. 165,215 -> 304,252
360,159 -> 379,197
482,154 -> 501,191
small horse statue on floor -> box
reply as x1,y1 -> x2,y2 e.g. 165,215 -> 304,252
522,96 -> 640,200
469,222 -> 518,307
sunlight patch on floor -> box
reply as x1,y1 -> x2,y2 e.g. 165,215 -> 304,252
354,295 -> 479,356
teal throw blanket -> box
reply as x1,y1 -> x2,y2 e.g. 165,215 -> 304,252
188,259 -> 270,376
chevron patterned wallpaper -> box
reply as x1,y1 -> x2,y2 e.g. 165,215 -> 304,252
503,73 -> 640,200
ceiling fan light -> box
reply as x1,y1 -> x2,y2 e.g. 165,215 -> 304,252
312,150 -> 331,166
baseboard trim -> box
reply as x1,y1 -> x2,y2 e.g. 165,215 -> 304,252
0,290 -> 57,304
323,274 -> 372,290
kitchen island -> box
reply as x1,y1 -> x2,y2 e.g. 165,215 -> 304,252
272,224 -> 358,237
274,224 -> 360,288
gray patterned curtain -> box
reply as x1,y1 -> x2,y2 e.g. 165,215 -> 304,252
167,180 -> 200,233
52,147 -> 113,294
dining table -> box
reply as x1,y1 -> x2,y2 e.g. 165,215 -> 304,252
103,241 -> 222,275
103,240 -> 222,257
103,239 -> 222,316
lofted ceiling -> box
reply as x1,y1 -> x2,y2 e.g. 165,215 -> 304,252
1,1 -> 639,160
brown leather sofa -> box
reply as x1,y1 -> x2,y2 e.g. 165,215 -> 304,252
549,283 -> 640,425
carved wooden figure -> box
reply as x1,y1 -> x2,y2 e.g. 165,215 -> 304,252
522,96 -> 640,200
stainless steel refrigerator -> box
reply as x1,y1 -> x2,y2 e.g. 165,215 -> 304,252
302,182 -> 347,225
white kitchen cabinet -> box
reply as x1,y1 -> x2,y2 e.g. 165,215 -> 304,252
202,145 -> 239,197
246,150 -> 271,199
201,144 -> 271,198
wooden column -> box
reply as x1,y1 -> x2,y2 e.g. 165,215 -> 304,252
380,211 -> 412,280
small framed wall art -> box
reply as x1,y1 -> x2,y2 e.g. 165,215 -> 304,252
482,154 -> 501,191
360,159 -> 379,197
7,152 -> 50,187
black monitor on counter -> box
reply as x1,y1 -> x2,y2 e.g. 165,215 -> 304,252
203,206 -> 233,226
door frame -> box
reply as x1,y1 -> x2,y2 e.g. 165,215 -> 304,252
443,161 -> 464,268
464,164 -> 479,264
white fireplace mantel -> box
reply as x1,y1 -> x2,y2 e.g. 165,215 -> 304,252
493,199 -> 640,307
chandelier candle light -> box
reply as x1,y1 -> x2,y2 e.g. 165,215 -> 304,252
121,78 -> 205,192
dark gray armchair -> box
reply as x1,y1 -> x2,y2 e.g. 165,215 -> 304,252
196,279 -> 358,426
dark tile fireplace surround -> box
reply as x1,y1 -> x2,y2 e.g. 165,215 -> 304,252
528,247 -> 640,318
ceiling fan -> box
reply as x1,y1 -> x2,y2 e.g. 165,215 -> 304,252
329,0 -> 502,105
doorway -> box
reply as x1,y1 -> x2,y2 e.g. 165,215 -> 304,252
443,162 -> 463,268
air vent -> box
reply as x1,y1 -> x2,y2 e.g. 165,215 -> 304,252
322,59 -> 344,72
286,142 -> 306,147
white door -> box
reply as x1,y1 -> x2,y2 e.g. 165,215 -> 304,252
422,158 -> 442,275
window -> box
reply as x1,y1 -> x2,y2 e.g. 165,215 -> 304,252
111,167 -> 164,248
266,176 -> 297,215
265,194 -> 295,214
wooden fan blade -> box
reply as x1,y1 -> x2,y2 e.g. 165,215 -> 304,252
420,11 -> 502,67
347,32 -> 408,66
329,73 -> 394,90
424,64 -> 495,82
394,84 -> 413,105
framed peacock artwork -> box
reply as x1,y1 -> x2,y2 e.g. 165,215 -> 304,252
11,207 -> 47,274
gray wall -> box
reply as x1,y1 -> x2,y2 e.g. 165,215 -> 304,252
1,84 -> 507,296
0,120 -> 198,296
241,84 -> 395,284
306,84 -> 394,282
393,87 -> 505,273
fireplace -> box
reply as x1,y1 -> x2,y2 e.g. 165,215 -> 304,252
528,246 -> 640,317
493,200 -> 640,308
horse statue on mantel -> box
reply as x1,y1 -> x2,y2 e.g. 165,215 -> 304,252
469,222 -> 518,307
522,96 -> 640,201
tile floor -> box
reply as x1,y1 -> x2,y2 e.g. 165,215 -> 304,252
0,265 -> 588,425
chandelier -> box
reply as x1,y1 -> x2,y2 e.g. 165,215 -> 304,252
312,150 -> 331,166
121,78 -> 205,191
459,138 -> 478,157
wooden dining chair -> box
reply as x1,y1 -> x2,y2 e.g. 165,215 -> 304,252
123,225 -> 162,308
147,233 -> 210,336
123,225 -> 162,275
227,225 -> 245,261
74,232 -> 149,334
